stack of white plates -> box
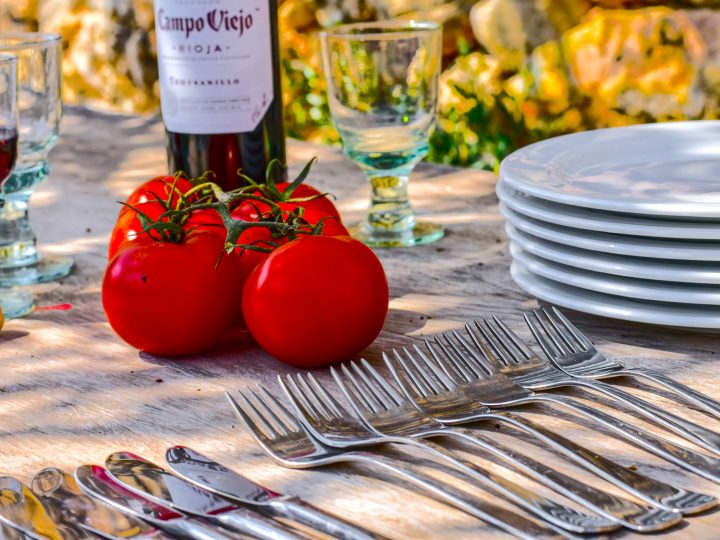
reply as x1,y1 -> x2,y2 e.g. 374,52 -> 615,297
497,120 -> 720,330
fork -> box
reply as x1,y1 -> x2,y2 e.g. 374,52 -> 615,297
279,372 -> 618,534
530,306 -> 720,420
469,315 -> 720,456
329,360 -> 682,532
226,386 -> 569,540
434,329 -> 720,484
385,342 -> 716,515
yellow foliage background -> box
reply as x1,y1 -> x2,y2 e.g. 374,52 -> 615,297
2,0 -> 720,169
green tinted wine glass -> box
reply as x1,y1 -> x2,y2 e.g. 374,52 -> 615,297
321,21 -> 444,248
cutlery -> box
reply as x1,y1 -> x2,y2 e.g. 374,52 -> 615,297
280,372 -> 619,534
105,451 -> 307,540
471,314 -> 720,455
384,343 -> 715,514
329,360 -> 680,532
0,475 -> 90,540
32,467 -> 169,540
528,306 -> 720,420
75,465 -> 240,540
432,329 -> 720,484
227,386 -> 572,540
166,446 -> 382,540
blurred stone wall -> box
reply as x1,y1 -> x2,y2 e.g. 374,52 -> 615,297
2,0 -> 720,169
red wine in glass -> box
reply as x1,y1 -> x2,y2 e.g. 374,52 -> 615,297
0,127 -> 17,185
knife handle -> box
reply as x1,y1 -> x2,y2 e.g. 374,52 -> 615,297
268,496 -> 386,540
212,508 -> 309,540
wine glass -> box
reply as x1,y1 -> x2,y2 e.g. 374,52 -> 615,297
0,54 -> 34,317
321,21 -> 443,247
0,33 -> 69,285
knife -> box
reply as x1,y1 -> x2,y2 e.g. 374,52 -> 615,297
166,446 -> 383,540
32,467 -> 170,540
105,452 -> 308,540
75,465 -> 242,540
0,475 -> 90,540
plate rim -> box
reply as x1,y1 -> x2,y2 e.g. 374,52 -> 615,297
506,222 -> 720,284
510,243 -> 720,305
501,203 -> 720,261
500,120 -> 720,218
497,180 -> 720,240
511,261 -> 720,329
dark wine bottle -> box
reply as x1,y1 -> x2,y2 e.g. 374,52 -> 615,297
154,0 -> 286,189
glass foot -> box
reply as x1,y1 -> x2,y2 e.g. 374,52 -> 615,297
0,289 -> 34,319
0,254 -> 73,286
350,221 -> 444,248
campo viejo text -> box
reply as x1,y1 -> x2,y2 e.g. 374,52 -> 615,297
157,8 -> 255,39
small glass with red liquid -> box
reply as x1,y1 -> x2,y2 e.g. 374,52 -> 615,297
0,55 -> 34,317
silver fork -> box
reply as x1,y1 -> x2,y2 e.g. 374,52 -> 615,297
435,329 -> 720,484
330,360 -> 682,532
385,342 -> 716,515
530,306 -> 720,420
469,315 -> 720,456
279,372 -> 618,534
226,386 -> 568,540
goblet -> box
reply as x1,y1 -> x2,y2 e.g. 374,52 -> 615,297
0,54 -> 34,317
321,21 -> 443,247
0,33 -> 70,285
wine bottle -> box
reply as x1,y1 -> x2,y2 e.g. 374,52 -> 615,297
154,0 -> 286,189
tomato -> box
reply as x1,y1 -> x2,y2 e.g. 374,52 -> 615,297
274,182 -> 341,220
121,175 -> 193,217
242,236 -> 388,367
186,208 -> 226,237
108,201 -> 166,259
238,183 -> 341,221
103,230 -> 243,356
235,207 -> 349,283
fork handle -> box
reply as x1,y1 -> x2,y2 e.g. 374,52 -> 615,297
486,410 -> 716,514
344,450 -> 569,540
425,427 -> 680,532
616,369 -> 720,421
267,497 -> 385,540
569,378 -> 720,456
531,394 -> 720,483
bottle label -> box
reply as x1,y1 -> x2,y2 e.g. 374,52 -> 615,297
154,0 -> 273,134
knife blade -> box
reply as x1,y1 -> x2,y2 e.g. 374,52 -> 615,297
75,465 -> 240,540
166,446 -> 383,540
105,452 -> 306,540
32,467 -> 170,540
0,475 -> 90,540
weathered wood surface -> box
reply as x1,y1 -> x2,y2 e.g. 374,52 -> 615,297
4,107 -> 720,538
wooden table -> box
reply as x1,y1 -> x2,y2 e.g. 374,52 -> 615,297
4,107 -> 720,538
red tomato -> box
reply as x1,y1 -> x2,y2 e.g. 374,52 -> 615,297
238,183 -> 341,221
234,207 -> 349,283
186,208 -> 226,237
242,236 -> 388,367
274,182 -> 341,220
121,175 -> 193,217
108,201 -> 166,259
103,230 -> 243,356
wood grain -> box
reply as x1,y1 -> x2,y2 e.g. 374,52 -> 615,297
2,107 -> 719,538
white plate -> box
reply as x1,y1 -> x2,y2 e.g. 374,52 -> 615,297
497,180 -> 720,240
511,262 -> 720,330
500,121 -> 720,218
506,223 -> 720,285
501,203 -> 720,261
510,244 -> 720,305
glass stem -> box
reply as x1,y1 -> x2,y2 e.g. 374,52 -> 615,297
0,162 -> 48,269
367,170 -> 416,234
